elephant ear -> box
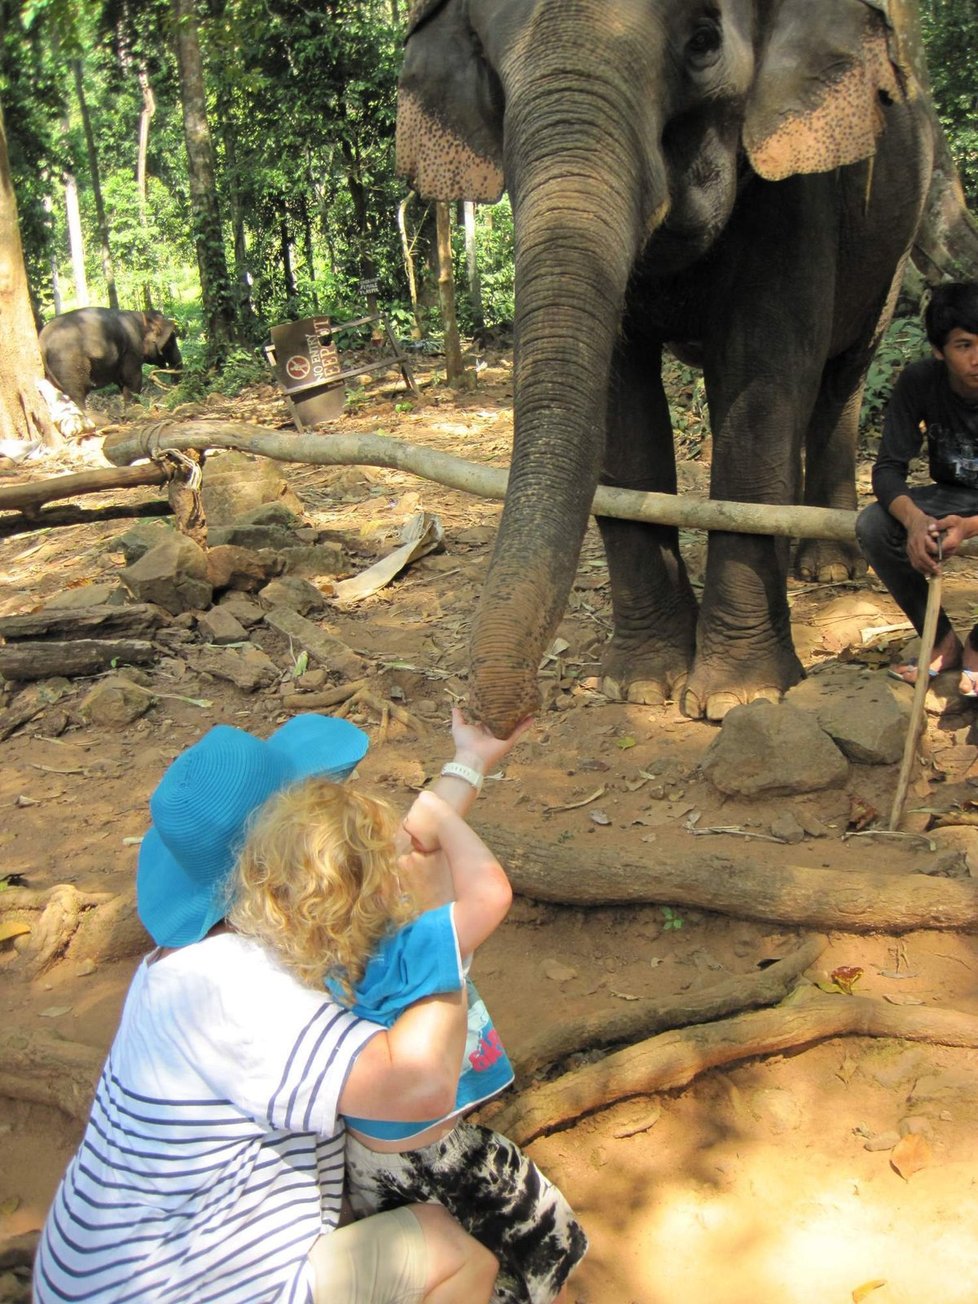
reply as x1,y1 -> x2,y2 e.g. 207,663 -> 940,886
744,0 -> 917,181
143,312 -> 175,348
397,0 -> 505,202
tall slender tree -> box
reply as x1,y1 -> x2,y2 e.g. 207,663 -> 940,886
172,0 -> 236,356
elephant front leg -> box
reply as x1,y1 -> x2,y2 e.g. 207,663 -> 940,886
681,530 -> 804,720
596,340 -> 698,705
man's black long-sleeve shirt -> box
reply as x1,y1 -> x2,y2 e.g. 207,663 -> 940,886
872,357 -> 978,510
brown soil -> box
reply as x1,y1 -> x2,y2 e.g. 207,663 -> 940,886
2,355 -> 978,1304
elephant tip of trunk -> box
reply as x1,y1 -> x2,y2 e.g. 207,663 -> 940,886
469,679 -> 542,742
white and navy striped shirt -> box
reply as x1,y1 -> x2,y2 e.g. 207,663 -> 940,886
35,933 -> 379,1302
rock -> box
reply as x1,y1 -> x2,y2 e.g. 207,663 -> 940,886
119,535 -> 213,615
79,676 -> 156,726
112,520 -> 175,564
540,958 -> 578,983
263,607 -> 366,679
275,543 -> 348,578
217,592 -> 264,628
701,699 -> 848,796
785,667 -> 909,764
200,451 -> 305,525
815,594 -> 890,653
863,1130 -> 901,1152
205,544 -> 273,593
296,668 -> 328,691
258,577 -> 327,616
929,825 -> 978,876
196,607 -> 248,646
184,644 -> 280,692
42,582 -> 128,610
209,503 -> 304,552
770,812 -> 806,844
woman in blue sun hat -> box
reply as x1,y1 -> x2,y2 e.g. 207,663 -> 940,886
34,709 -> 532,1304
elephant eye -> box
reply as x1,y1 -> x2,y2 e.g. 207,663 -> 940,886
686,19 -> 722,69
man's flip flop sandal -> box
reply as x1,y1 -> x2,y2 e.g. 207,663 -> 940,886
960,669 -> 978,699
888,658 -> 939,684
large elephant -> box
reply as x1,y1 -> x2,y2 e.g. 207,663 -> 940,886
397,0 -> 934,734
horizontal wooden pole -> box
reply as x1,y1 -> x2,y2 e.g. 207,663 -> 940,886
104,420 -> 861,541
0,463 -> 168,514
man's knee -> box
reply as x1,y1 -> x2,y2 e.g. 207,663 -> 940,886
855,501 -> 896,556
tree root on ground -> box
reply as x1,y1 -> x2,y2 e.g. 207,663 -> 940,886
511,936 -> 825,1079
0,1029 -> 102,1124
483,990 -> 978,1147
1,885 -> 148,977
477,826 -> 978,933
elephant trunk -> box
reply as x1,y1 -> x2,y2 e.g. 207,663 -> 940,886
470,81 -> 663,736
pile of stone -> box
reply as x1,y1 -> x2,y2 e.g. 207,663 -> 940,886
0,452 -> 368,729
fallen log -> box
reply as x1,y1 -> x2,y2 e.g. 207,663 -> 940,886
512,935 -> 825,1078
0,638 -> 156,681
104,420 -> 860,542
0,463 -> 167,515
0,603 -> 167,642
477,825 -> 978,933
487,990 -> 978,1146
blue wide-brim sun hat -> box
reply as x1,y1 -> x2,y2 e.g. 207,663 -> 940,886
137,714 -> 369,948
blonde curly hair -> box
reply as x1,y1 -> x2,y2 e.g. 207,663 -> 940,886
227,777 -> 415,996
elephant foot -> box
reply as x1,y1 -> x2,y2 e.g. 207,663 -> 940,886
680,649 -> 802,722
599,638 -> 692,706
794,538 -> 866,584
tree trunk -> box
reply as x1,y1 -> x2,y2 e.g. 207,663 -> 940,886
0,102 -> 59,448
136,64 -> 156,310
280,214 -> 297,308
43,193 -> 62,314
463,200 -> 484,334
64,167 -> 88,307
435,201 -> 467,388
172,0 -> 236,359
72,58 -> 118,309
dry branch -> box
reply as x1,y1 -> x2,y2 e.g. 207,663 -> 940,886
104,420 -> 860,542
0,463 -> 167,515
477,825 -> 978,933
0,603 -> 167,642
0,638 -> 155,681
513,936 -> 825,1078
489,991 -> 978,1146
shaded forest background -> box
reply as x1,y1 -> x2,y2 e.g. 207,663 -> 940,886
1,0 -> 977,408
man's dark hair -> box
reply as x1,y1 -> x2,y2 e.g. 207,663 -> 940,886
924,281 -> 978,349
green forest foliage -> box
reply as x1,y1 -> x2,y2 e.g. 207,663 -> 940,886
1,0 -> 975,402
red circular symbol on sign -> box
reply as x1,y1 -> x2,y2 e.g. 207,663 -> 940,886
286,355 -> 311,380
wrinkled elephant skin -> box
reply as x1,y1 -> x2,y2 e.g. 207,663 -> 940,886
40,308 -> 182,410
397,0 -> 933,734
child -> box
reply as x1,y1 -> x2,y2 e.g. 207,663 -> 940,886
230,727 -> 587,1304
856,280 -> 978,693
35,713 -> 502,1304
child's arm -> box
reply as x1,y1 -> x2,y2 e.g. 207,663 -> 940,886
401,790 -> 511,957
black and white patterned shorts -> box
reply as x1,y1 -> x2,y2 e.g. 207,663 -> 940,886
345,1123 -> 588,1304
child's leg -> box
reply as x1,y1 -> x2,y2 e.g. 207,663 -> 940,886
346,1127 -> 587,1304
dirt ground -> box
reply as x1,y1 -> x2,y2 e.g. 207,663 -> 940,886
2,352 -> 978,1304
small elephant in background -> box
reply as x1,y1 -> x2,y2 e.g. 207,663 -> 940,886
39,307 -> 182,410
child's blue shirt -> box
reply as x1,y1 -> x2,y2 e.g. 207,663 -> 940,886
328,903 -> 514,1141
